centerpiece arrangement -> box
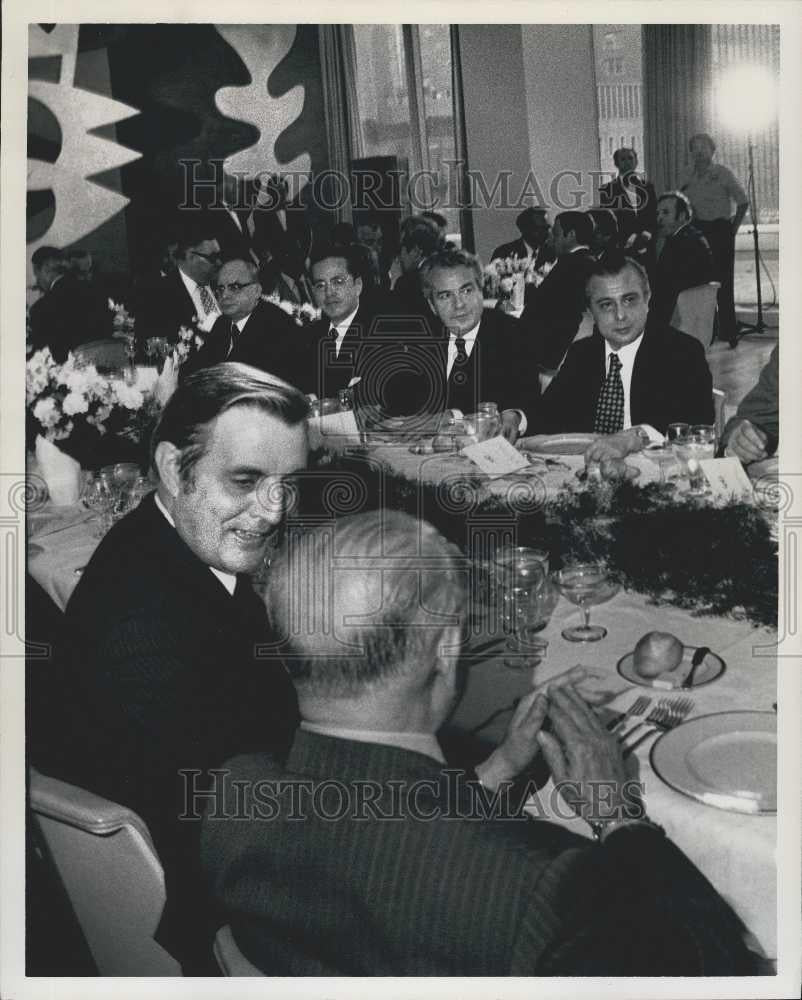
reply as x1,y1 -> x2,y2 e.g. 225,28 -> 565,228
263,293 -> 321,326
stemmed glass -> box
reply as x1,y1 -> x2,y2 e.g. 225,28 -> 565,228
554,562 -> 616,642
82,473 -> 115,538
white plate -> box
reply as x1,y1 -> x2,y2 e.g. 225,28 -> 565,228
617,646 -> 725,689
651,711 -> 777,814
519,434 -> 597,456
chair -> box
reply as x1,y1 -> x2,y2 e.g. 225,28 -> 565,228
28,769 -> 182,976
670,282 -> 721,350
73,338 -> 128,372
213,925 -> 264,976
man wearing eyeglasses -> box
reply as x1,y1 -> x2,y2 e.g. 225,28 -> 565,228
135,218 -> 222,343
182,258 -> 301,386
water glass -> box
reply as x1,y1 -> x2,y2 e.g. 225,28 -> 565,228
83,474 -> 115,537
675,433 -> 715,495
477,401 -> 501,438
666,423 -> 690,443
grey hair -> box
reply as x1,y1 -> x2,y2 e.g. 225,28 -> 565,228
419,248 -> 484,300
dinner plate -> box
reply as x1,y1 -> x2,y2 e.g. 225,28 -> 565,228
651,711 -> 777,814
519,434 -> 597,456
617,646 -> 725,689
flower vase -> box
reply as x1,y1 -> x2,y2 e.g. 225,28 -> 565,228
35,434 -> 82,506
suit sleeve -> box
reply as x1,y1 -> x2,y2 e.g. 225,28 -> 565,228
520,826 -> 760,976
536,344 -> 591,434
720,346 -> 779,453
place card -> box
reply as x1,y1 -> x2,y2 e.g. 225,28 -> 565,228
699,457 -> 755,503
461,436 -> 530,477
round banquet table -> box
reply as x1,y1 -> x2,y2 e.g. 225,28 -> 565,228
26,442 -> 780,962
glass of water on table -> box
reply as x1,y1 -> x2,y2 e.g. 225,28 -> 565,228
675,426 -> 716,496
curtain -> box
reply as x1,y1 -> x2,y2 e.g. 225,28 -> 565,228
318,25 -> 364,223
450,26 -> 475,253
401,25 -> 431,179
643,25 -> 713,194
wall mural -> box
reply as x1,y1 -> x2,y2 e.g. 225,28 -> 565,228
27,23 -> 326,275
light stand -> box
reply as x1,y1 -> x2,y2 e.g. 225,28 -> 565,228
737,139 -> 767,334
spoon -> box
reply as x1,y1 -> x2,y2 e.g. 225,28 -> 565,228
681,646 -> 709,690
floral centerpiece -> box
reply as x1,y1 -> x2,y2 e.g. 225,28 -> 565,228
171,324 -> 206,368
263,294 -> 321,326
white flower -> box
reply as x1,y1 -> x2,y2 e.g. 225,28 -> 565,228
178,326 -> 193,342
277,300 -> 295,317
177,342 -> 190,358
114,384 -> 144,410
62,391 -> 89,416
194,335 -> 204,349
33,397 -> 60,427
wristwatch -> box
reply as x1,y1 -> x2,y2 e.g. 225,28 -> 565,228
589,816 -> 664,842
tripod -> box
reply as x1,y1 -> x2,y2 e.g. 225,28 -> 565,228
737,140 -> 767,334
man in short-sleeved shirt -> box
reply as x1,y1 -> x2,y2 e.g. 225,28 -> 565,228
679,133 -> 748,348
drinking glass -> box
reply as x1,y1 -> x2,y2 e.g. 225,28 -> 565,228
666,423 -> 690,444
82,473 -> 115,538
675,432 -> 715,496
477,401 -> 501,438
554,562 -> 613,642
493,547 -> 550,667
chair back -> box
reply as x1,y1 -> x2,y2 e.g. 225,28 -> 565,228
73,338 -> 128,372
28,769 -> 182,976
213,925 -> 264,976
670,282 -> 721,350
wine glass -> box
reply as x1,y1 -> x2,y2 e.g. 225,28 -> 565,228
554,562 -> 615,642
82,473 -> 115,538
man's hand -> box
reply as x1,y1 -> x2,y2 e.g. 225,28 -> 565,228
726,419 -> 770,464
500,409 -> 522,443
584,429 -> 642,465
536,685 -> 630,820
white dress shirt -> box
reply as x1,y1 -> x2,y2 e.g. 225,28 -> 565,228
328,306 -> 359,359
154,492 -> 237,595
301,721 -> 446,764
603,332 -> 662,442
447,322 -> 528,433
178,268 -> 220,332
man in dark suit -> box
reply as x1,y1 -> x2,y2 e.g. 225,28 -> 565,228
390,215 -> 442,318
491,205 -> 551,270
50,364 -> 309,970
519,211 -> 595,373
250,173 -> 313,282
538,253 -> 714,436
201,510 -> 757,976
420,248 -> 537,439
719,344 -> 778,464
208,170 -> 257,263
598,146 -> 657,254
182,258 -> 303,387
649,191 -> 715,325
29,246 -> 112,361
135,219 -> 222,343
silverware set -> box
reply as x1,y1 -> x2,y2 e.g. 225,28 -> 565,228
620,697 -> 695,757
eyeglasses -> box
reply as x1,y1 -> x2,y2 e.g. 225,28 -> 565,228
311,275 -> 353,293
190,249 -> 222,263
213,281 -> 256,295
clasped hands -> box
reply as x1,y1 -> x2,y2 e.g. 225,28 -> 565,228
583,428 -> 644,481
474,665 -> 632,821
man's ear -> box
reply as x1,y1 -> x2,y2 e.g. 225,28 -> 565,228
154,441 -> 182,498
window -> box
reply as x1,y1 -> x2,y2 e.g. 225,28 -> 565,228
353,24 -> 461,242
593,25 -> 644,174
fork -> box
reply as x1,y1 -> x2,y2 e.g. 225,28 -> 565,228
604,695 -> 652,731
621,698 -> 694,757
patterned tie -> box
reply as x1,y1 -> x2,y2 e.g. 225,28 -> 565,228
199,284 -> 217,317
450,336 -> 469,387
594,353 -> 624,434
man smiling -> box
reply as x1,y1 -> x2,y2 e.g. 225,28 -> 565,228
538,253 -> 713,436
51,364 -> 309,970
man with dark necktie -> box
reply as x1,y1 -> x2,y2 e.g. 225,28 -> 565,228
420,248 -> 536,441
181,258 -> 302,387
538,253 -> 713,437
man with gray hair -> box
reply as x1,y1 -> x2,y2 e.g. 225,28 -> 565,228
202,510 -> 758,975
49,363 -> 309,969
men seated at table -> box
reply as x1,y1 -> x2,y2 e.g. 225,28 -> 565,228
29,246 -> 112,361
719,344 -> 779,464
598,146 -> 657,261
135,218 -> 222,342
649,191 -> 715,326
48,364 -> 308,970
201,509 -> 757,976
519,211 -> 595,372
181,257 -> 302,385
538,253 -> 714,436
420,248 -> 536,440
491,206 -> 552,270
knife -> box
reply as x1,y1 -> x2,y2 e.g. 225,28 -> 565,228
681,646 -> 709,690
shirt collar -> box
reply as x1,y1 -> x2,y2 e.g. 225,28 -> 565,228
568,245 -> 590,254
604,329 -> 645,367
449,320 -> 480,345
153,491 -> 237,596
300,721 -> 446,764
177,267 -> 201,294
234,314 -> 251,332
328,306 -> 359,335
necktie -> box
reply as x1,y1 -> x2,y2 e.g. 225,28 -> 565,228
226,321 -> 238,359
594,353 -> 625,434
450,336 -> 469,386
329,326 -> 339,358
199,285 -> 217,317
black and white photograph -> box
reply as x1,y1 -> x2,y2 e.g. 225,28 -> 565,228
1,4 -> 800,997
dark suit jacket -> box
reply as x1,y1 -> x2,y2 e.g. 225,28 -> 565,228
210,206 -> 256,263
440,308 -> 537,417
181,299 -> 304,388
201,731 -> 757,976
598,175 -> 658,244
50,495 -> 298,968
251,207 -> 313,278
520,249 -> 595,371
538,324 -> 714,434
29,274 -> 113,362
649,224 -> 715,325
720,344 -> 779,456
134,269 -> 210,344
